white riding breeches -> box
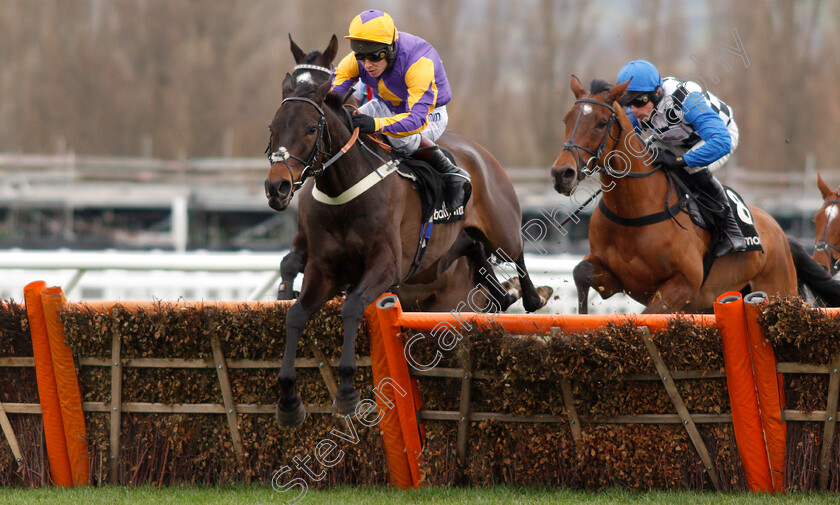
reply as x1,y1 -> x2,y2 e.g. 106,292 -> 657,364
358,99 -> 448,156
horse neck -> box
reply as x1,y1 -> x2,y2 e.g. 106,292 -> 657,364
312,107 -> 374,198
599,127 -> 671,216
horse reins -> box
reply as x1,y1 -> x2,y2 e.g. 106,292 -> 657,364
561,96 -> 692,230
268,97 -> 404,206
814,199 -> 840,275
266,97 -> 360,191
562,98 -> 622,180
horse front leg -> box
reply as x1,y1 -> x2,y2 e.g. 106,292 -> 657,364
574,255 -> 622,314
277,231 -> 308,300
573,260 -> 593,315
276,267 -> 336,428
644,273 -> 696,314
334,258 -> 398,415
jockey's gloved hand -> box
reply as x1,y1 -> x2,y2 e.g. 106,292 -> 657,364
651,147 -> 687,170
351,113 -> 376,134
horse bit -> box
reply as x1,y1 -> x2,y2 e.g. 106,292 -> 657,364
814,199 -> 840,275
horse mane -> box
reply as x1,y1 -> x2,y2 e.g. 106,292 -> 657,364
324,91 -> 344,111
589,79 -> 613,96
291,81 -> 343,111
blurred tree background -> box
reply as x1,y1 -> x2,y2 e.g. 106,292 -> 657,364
0,0 -> 837,171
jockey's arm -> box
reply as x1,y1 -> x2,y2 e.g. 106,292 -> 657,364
373,57 -> 438,137
330,53 -> 360,98
681,91 -> 732,167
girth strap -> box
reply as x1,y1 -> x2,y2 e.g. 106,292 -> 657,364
597,198 -> 689,227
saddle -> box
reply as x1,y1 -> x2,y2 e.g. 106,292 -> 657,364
667,170 -> 762,254
395,150 -> 467,224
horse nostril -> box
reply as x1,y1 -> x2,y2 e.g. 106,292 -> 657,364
277,180 -> 292,199
552,167 -> 576,184
265,179 -> 293,200
559,168 -> 577,182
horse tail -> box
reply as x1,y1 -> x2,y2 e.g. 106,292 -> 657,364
787,234 -> 840,306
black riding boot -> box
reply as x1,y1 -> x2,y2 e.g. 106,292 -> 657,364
690,168 -> 747,256
414,137 -> 472,210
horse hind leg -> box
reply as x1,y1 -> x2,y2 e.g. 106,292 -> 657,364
465,241 -> 520,311
277,232 -> 308,300
512,251 -> 552,313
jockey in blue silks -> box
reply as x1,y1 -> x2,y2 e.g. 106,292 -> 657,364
617,60 -> 746,256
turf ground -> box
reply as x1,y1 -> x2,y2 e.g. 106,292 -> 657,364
1,486 -> 838,505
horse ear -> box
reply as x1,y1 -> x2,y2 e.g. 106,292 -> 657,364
314,78 -> 332,103
289,34 -> 306,63
282,73 -> 295,98
570,75 -> 586,99
324,34 -> 339,64
817,172 -> 834,200
606,80 -> 631,105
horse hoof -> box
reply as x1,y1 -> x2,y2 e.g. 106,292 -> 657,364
276,401 -> 307,428
333,390 -> 361,416
501,277 -> 522,298
537,286 -> 554,308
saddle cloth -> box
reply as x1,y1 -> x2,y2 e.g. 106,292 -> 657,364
685,185 -> 763,254
396,154 -> 466,224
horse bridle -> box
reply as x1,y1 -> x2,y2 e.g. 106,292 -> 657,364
292,63 -> 332,76
265,97 -> 333,190
814,199 -> 840,275
561,98 -> 622,180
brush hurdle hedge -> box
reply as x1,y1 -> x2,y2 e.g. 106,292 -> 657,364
0,296 -> 838,491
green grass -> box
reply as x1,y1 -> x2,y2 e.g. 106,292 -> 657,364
1,485 -> 837,504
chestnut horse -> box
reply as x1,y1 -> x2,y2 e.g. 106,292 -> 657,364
279,35 -> 520,312
266,76 -> 549,427
550,76 -> 840,313
814,172 -> 840,276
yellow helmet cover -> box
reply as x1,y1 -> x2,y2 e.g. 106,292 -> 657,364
346,9 -> 398,48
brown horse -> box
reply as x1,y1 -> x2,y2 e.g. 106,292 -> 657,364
550,76 -> 840,313
266,76 -> 550,427
279,35 -> 520,312
814,172 -> 840,276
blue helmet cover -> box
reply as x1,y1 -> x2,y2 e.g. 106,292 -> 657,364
617,60 -> 661,92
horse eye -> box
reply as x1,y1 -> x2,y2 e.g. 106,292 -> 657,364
596,119 -> 608,129
306,125 -> 318,135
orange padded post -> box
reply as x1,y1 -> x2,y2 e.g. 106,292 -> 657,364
24,281 -> 73,487
714,291 -> 772,493
365,294 -> 423,488
743,291 -> 786,493
41,286 -> 89,486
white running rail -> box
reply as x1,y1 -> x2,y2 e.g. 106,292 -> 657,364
0,250 -> 644,314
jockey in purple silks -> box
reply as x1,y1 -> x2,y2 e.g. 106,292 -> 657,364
331,9 -> 471,210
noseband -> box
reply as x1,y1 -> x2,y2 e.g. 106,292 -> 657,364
265,97 -> 333,189
814,199 -> 840,275
562,98 -> 622,180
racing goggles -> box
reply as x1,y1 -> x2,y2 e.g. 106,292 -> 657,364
354,49 -> 388,62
